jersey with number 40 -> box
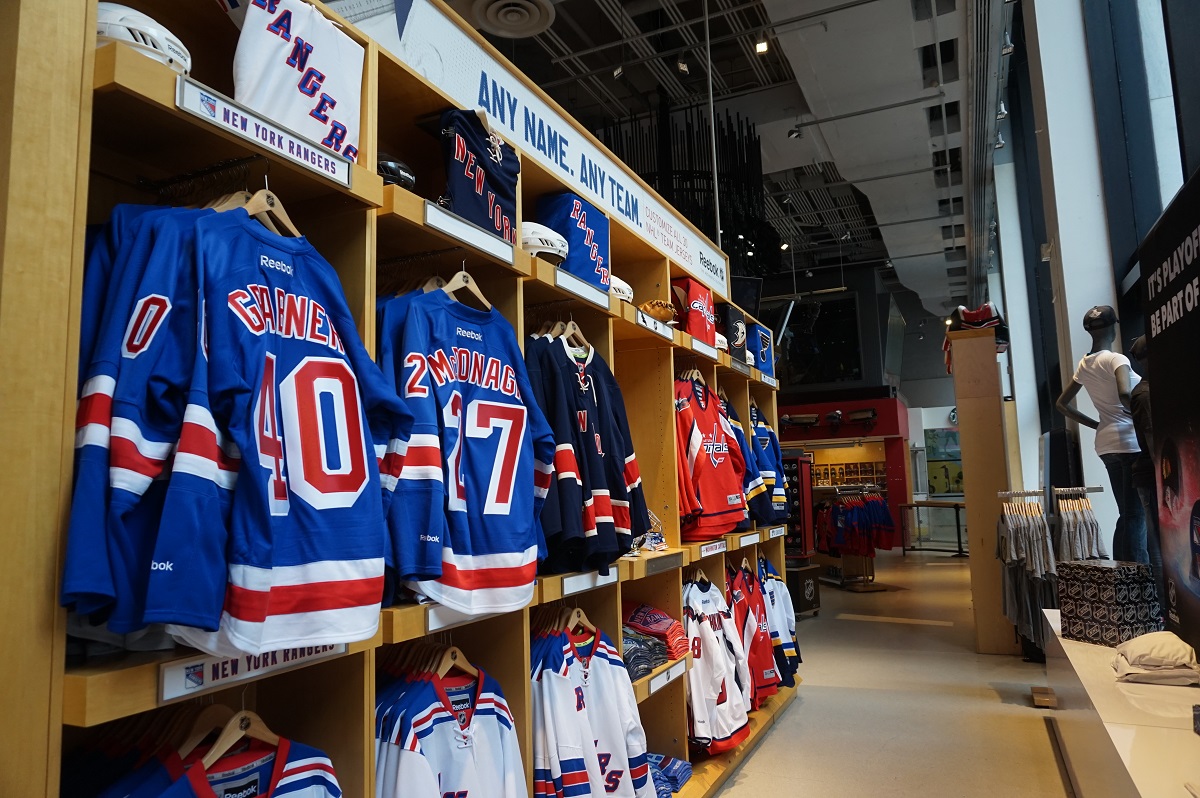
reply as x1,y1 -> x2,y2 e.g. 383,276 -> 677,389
142,210 -> 412,656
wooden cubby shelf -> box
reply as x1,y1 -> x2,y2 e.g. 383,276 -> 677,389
727,529 -> 767,552
92,42 -> 383,210
631,654 -> 692,704
678,686 -> 799,798
619,548 -> 688,581
62,631 -> 382,728
377,184 -> 526,276
537,568 -> 621,603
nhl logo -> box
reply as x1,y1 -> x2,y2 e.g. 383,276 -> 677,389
804,579 -> 815,601
184,663 -> 205,690
200,92 -> 218,119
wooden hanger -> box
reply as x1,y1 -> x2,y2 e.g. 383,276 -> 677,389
564,321 -> 590,350
691,566 -> 708,584
564,607 -> 596,634
177,704 -> 235,759
548,320 -> 568,338
201,710 -> 280,770
435,646 -> 479,679
421,275 -> 447,293
442,269 -> 492,309
717,385 -> 729,402
242,189 -> 301,237
536,319 -> 554,336
209,190 -> 252,212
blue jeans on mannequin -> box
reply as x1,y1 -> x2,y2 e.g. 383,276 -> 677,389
1135,483 -> 1165,612
1100,452 -> 1147,563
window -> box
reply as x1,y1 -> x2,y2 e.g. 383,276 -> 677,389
911,0 -> 956,21
933,147 -> 963,187
944,245 -> 967,262
941,223 -> 965,240
938,196 -> 964,215
927,101 -> 961,136
919,39 -> 959,86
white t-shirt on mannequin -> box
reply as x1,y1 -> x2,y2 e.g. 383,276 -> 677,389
1072,350 -> 1142,455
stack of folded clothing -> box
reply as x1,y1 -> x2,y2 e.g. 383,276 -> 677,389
648,759 -> 673,798
646,753 -> 692,792
1112,631 -> 1200,685
623,627 -> 669,680
624,601 -> 689,660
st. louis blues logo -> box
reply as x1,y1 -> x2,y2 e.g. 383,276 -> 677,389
487,133 -> 504,164
758,329 -> 771,356
199,92 -> 218,118
184,664 -> 205,690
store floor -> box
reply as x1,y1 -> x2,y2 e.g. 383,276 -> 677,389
717,551 -> 1069,797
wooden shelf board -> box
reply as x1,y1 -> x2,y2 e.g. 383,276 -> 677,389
631,654 -> 692,703
63,632 -> 381,728
611,302 -> 679,347
380,605 -> 428,645
725,529 -> 764,552
678,686 -> 797,798
522,256 -> 615,314
537,567 -> 621,603
619,548 -> 686,582
683,538 -> 731,563
92,43 -> 382,210
376,184 -> 526,277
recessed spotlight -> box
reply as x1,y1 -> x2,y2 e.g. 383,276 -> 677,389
755,39 -> 769,54
747,250 -> 754,257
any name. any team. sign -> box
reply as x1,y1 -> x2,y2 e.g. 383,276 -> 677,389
329,0 -> 728,295
176,77 -> 352,187
160,644 -> 347,702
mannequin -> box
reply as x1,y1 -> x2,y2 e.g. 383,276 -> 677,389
1054,305 -> 1146,562
1127,335 -> 1164,607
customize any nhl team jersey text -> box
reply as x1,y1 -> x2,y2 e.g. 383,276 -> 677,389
395,290 -> 554,614
141,211 -> 412,656
232,0 -> 365,162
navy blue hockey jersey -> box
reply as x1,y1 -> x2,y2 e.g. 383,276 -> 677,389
140,211 -> 412,655
440,109 -> 519,243
395,290 -> 554,614
722,400 -> 774,526
536,192 -> 610,292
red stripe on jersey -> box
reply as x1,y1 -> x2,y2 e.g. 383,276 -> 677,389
581,500 -> 598,537
534,462 -> 553,490
224,575 -> 385,623
612,503 -> 631,531
379,450 -> 405,478
76,391 -> 113,431
178,420 -> 239,471
623,455 -> 641,487
630,763 -> 649,778
283,761 -> 337,778
109,436 -> 167,478
561,771 -> 590,786
554,447 -> 580,478
403,444 -> 442,469
437,559 -> 536,590
593,491 -> 613,519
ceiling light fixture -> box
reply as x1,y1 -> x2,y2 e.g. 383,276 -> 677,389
755,38 -> 769,54
996,101 -> 1008,120
995,132 -> 1006,149
1002,31 -> 1015,55
787,125 -> 803,139
737,234 -> 745,240
944,318 -> 953,326
780,242 -> 789,251
677,59 -> 689,75
612,65 -> 623,79
747,250 -> 755,257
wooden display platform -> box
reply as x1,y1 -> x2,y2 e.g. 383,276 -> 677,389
631,654 -> 692,703
678,686 -> 799,798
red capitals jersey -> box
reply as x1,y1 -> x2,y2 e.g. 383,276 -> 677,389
726,566 -> 780,709
670,278 -> 716,346
675,380 -> 746,541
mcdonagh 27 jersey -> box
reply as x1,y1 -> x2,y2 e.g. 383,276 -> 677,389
395,290 -> 554,614
142,211 -> 412,656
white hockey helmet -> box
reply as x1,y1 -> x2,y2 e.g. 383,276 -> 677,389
522,222 -> 568,265
715,332 -> 729,352
97,3 -> 192,75
609,274 -> 634,303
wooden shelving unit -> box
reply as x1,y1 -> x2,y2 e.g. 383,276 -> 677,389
4,0 -> 794,794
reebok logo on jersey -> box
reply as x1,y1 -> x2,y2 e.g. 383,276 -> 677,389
221,780 -> 259,798
150,561 -> 173,571
259,254 -> 293,275
420,534 -> 441,543
456,327 -> 483,341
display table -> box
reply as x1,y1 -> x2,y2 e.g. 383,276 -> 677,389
1044,610 -> 1200,797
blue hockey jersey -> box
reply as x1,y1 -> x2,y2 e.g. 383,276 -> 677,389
721,400 -> 774,526
536,192 -> 610,292
440,109 -> 519,243
748,405 -> 788,521
394,290 -> 554,614
141,211 -> 412,655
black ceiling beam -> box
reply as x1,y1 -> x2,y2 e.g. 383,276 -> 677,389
542,0 -> 886,89
766,165 -> 950,198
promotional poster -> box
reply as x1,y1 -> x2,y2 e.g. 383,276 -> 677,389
1139,168 -> 1200,653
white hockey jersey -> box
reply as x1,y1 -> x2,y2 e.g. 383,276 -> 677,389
531,629 -> 654,798
683,579 -> 751,755
233,0 -> 364,162
759,559 -> 801,687
375,670 -> 527,798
